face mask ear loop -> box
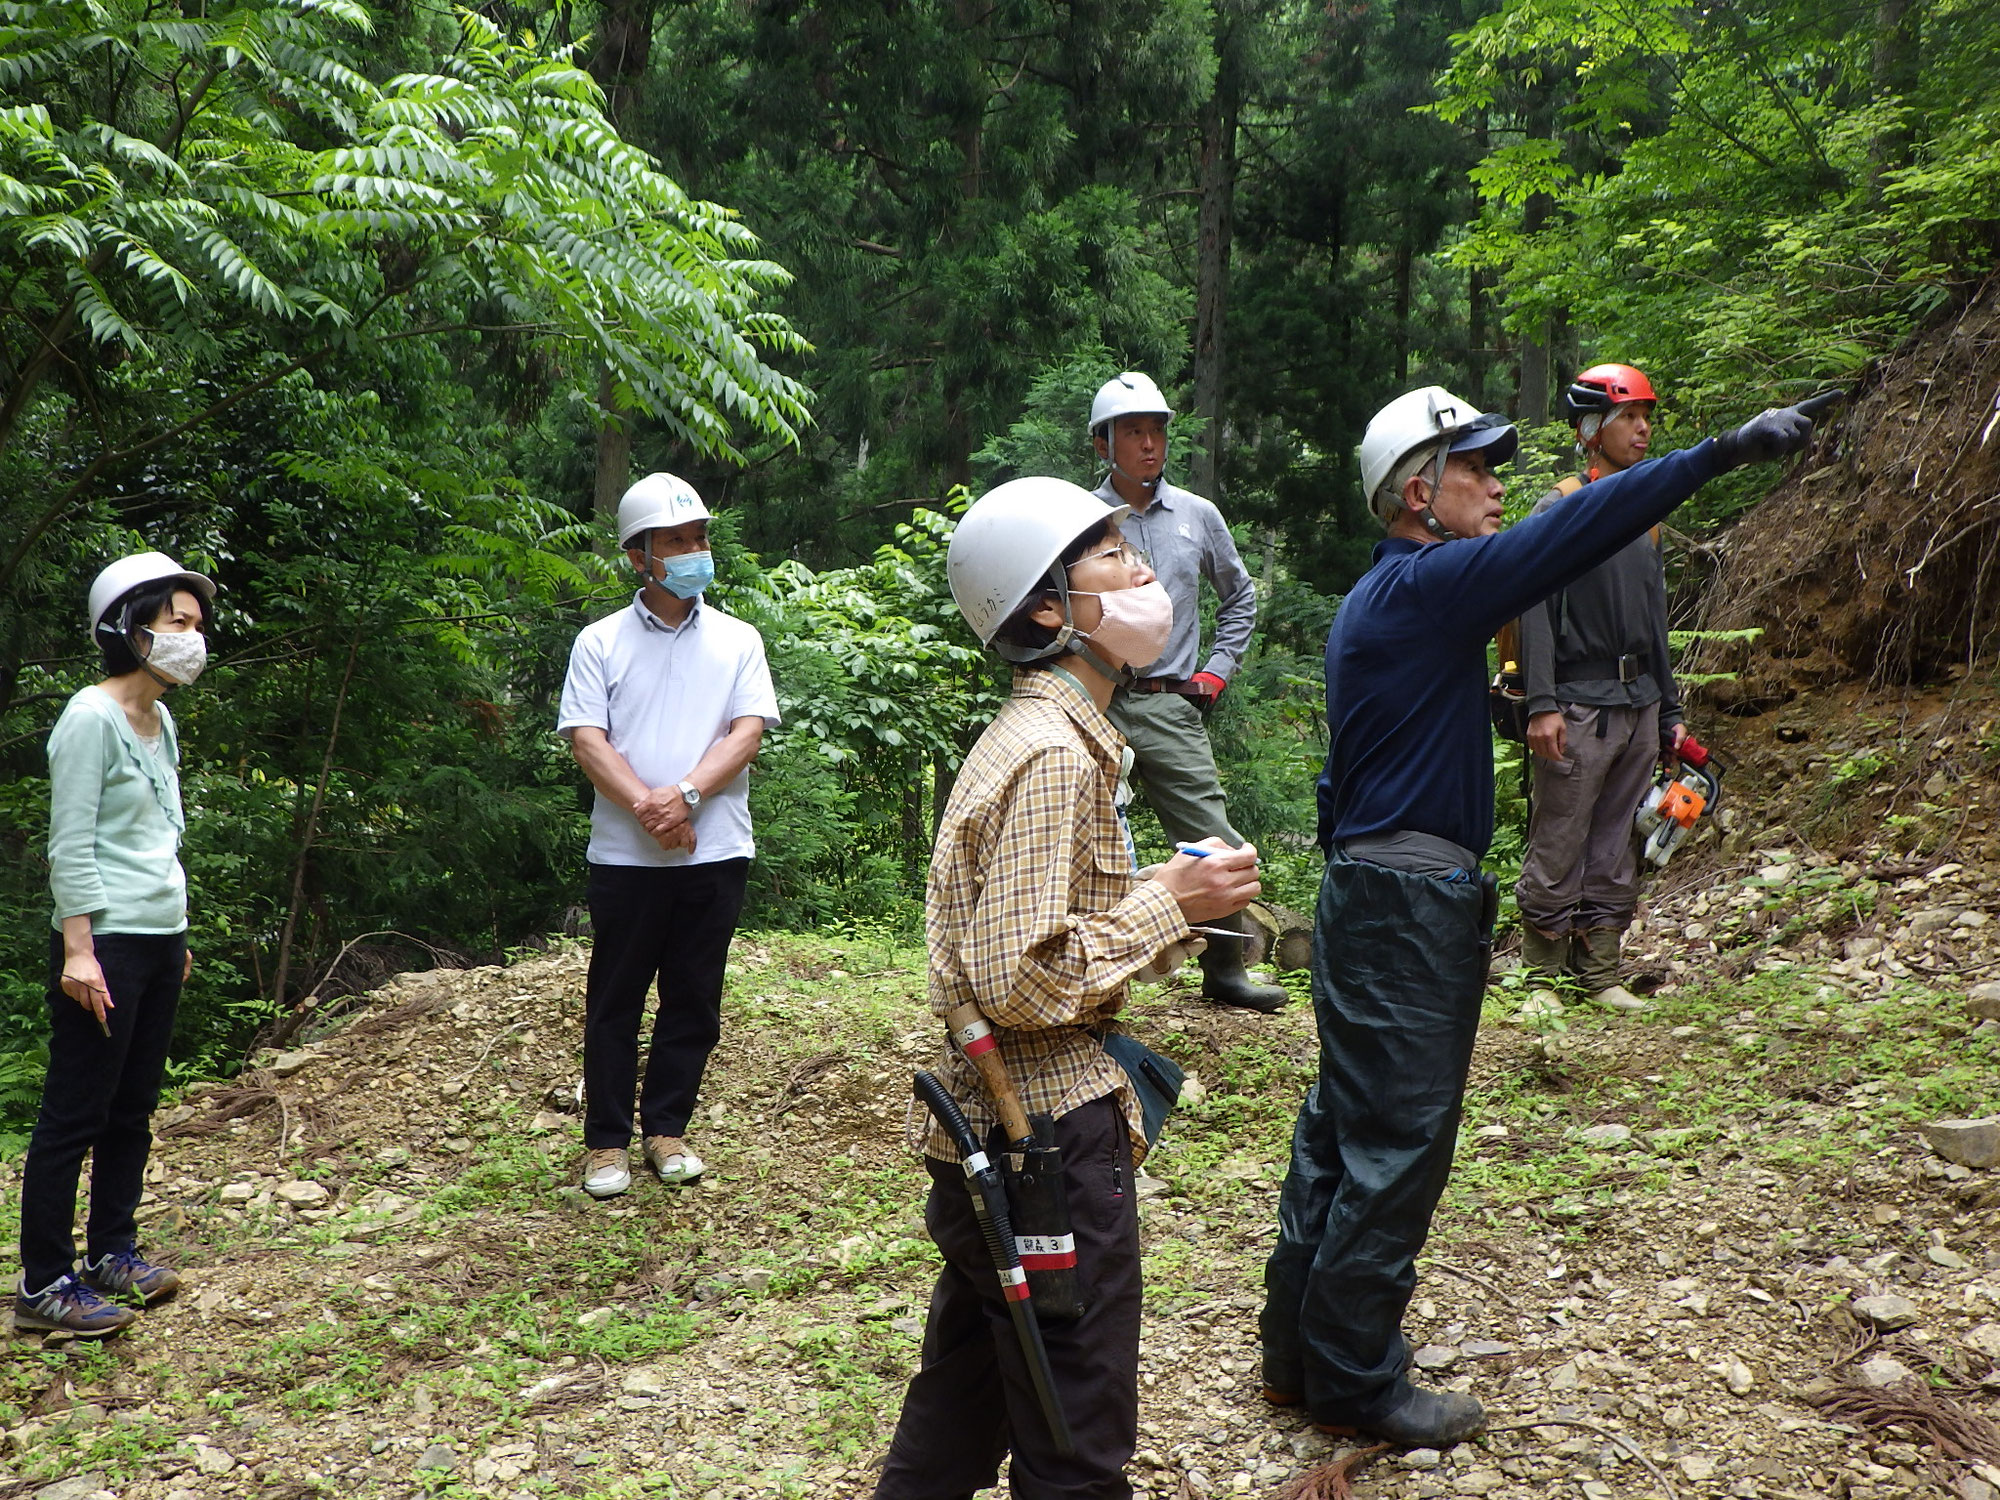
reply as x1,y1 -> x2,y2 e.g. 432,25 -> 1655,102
1055,567 -> 1140,687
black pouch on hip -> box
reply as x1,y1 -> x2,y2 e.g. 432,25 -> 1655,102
1102,1031 -> 1186,1147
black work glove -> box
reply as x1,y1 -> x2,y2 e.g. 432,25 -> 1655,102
1712,389 -> 1845,471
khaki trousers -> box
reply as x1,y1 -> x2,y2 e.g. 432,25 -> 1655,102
1515,700 -> 1659,935
1106,690 -> 1240,847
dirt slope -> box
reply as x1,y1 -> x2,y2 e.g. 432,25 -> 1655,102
1694,274 -> 2000,708
0,754 -> 1996,1500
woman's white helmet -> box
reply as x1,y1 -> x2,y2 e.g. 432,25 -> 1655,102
616,472 -> 712,548
1359,386 -> 1518,522
1088,372 -> 1173,437
87,552 -> 216,642
948,478 -> 1127,656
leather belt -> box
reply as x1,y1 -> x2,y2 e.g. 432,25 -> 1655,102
1125,676 -> 1191,694
1556,654 -> 1644,685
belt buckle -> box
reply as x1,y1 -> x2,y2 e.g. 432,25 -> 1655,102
1619,656 -> 1639,684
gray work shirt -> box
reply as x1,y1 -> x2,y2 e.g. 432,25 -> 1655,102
1518,480 -> 1683,731
1090,477 -> 1257,680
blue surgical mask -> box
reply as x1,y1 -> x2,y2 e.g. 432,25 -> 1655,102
655,551 -> 714,599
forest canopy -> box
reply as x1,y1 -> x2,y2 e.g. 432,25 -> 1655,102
0,0 -> 1993,1133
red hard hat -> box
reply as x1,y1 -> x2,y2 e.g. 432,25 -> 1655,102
1560,363 -> 1658,424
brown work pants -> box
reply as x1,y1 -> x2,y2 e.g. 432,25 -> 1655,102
1515,700 -> 1659,936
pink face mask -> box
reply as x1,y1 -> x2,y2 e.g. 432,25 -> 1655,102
1070,581 -> 1173,670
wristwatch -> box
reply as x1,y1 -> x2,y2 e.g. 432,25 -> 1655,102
677,780 -> 702,809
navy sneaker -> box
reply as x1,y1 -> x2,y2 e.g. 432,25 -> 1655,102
81,1247 -> 181,1305
14,1274 -> 138,1337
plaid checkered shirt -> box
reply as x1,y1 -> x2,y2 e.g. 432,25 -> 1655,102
915,666 -> 1190,1165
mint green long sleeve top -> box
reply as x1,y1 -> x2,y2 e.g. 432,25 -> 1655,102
46,685 -> 189,935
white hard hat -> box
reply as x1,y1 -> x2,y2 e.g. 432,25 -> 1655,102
1358,385 -> 1518,513
616,472 -> 713,547
87,552 -> 216,642
948,478 -> 1128,650
1089,372 -> 1173,436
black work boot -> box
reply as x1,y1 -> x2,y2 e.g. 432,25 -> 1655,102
1198,913 -> 1289,1013
1313,1383 -> 1487,1447
1518,924 -> 1571,981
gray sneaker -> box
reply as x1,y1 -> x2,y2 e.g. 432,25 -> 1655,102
14,1274 -> 138,1337
581,1147 -> 631,1199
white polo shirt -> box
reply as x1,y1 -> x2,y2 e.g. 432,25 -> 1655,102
557,593 -> 781,868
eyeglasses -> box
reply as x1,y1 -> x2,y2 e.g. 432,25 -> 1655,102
1071,542 -> 1150,571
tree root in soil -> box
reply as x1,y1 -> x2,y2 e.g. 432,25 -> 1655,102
1264,1443 -> 1389,1500
1805,1378 -> 2000,1470
157,1072 -> 331,1147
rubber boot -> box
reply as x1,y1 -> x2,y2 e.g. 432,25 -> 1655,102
1314,1383 -> 1487,1446
1518,925 -> 1571,981
1572,927 -> 1648,1012
1198,913 -> 1289,1013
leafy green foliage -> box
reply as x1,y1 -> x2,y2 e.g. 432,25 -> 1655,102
1433,0 -> 2000,427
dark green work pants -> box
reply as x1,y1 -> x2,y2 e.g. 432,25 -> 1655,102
1259,851 -> 1489,1420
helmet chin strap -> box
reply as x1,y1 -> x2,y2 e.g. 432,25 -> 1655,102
1099,425 -> 1164,495
1045,565 -> 1138,686
1414,442 -> 1459,541
990,567 -> 1137,686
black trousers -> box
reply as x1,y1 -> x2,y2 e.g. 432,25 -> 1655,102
582,859 -> 748,1147
874,1096 -> 1141,1500
1259,853 -> 1488,1420
20,931 -> 184,1292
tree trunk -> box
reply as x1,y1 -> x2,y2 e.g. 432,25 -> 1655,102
1515,92 -> 1557,424
270,624 -> 363,1010
1190,50 -> 1240,499
1391,237 -> 1414,386
594,368 -> 632,537
588,0 -> 657,523
1868,0 -> 1923,197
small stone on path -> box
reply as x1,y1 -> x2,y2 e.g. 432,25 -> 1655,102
416,1444 -> 458,1472
1964,1323 -> 2000,1359
1680,1454 -> 1718,1482
1576,1123 -> 1632,1149
1852,1294 -> 1919,1330
1921,1117 -> 2000,1168
274,1180 -> 328,1206
1858,1355 -> 1914,1387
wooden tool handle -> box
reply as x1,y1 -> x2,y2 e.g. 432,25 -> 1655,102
945,1000 -> 1034,1145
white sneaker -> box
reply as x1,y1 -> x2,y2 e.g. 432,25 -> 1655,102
643,1135 -> 705,1185
581,1147 -> 631,1198
1588,984 -> 1649,1013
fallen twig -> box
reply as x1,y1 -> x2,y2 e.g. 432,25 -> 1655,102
1487,1415 -> 1680,1500
1418,1257 -> 1521,1309
454,1020 -> 531,1088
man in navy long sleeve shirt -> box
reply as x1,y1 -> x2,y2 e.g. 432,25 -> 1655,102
1264,383 -> 1835,1448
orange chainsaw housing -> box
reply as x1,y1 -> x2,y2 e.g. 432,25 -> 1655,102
1656,778 -> 1707,829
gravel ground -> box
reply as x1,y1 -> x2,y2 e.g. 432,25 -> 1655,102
2,685 -> 1997,1500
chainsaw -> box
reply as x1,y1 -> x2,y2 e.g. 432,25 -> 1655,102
1635,733 -> 1722,869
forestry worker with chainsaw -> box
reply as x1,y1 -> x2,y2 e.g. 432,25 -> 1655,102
1515,363 -> 1689,1010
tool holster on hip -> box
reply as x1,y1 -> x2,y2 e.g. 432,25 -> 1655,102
948,1003 -> 1086,1319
